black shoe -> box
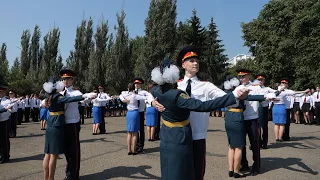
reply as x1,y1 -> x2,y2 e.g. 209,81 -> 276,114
251,171 -> 259,176
234,172 -> 246,178
228,171 -> 234,177
279,139 -> 283,142
240,165 -> 250,171
132,152 -> 138,155
283,137 -> 290,141
0,157 -> 9,164
261,145 -> 268,149
137,147 -> 144,153
128,152 -> 132,155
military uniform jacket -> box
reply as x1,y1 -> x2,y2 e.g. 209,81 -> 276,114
48,93 -> 83,127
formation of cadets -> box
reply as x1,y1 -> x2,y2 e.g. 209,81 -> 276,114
0,45 -> 319,180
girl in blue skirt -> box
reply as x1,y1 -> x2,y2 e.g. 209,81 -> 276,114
120,83 -> 148,155
146,83 -> 158,141
42,78 -> 96,180
40,99 -> 49,130
272,78 -> 309,142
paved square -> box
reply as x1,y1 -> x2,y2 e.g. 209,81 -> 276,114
1,117 -> 319,180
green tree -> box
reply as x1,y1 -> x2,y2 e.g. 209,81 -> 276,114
203,17 -> 228,84
135,0 -> 177,80
29,25 -> 41,79
105,10 -> 131,92
242,0 -> 320,88
0,43 -> 9,79
20,30 -> 31,76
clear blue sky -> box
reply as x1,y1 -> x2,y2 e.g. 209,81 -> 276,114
0,0 -> 269,67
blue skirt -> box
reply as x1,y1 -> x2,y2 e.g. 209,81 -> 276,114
272,104 -> 287,124
126,110 -> 140,132
146,107 -> 158,127
40,108 -> 49,121
92,106 -> 102,124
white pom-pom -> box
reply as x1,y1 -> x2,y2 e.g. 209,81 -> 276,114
252,79 -> 261,86
230,78 -> 240,87
162,65 -> 180,84
151,67 -> 165,85
224,81 -> 232,90
41,99 -> 46,107
55,81 -> 65,92
43,82 -> 54,93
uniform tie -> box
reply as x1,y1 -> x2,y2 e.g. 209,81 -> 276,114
317,92 -> 319,99
99,93 -> 101,98
28,99 -> 29,105
304,96 -> 306,103
35,99 -> 37,105
186,79 -> 192,97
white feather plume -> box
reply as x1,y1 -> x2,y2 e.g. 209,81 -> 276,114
252,79 -> 261,86
55,81 -> 65,92
230,78 -> 240,87
43,82 -> 54,93
224,81 -> 232,90
162,65 -> 180,84
151,67 -> 165,85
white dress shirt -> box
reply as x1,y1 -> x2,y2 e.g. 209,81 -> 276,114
63,86 -> 83,124
273,89 -> 295,110
0,97 -> 11,122
92,92 -> 111,107
125,92 -> 147,111
178,75 -> 226,140
9,98 -> 18,113
299,95 -> 313,108
24,98 -> 31,108
312,91 -> 320,103
31,98 -> 41,109
259,86 -> 277,107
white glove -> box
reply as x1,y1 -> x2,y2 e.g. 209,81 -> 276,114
278,85 -> 285,91
83,93 -> 97,99
265,93 -> 276,100
232,86 -> 249,99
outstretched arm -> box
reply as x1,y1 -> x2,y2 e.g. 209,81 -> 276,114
176,92 -> 237,112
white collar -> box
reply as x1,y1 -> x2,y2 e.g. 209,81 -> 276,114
183,75 -> 198,83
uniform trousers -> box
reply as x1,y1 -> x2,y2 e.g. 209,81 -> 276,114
137,111 -> 145,150
32,108 -> 39,122
193,139 -> 206,180
99,107 -> 106,134
24,107 -> 30,122
283,109 -> 291,140
0,121 -> 10,160
154,112 -> 161,139
64,122 -> 81,180
314,102 -> 320,124
17,108 -> 23,124
10,112 -> 17,136
78,106 -> 85,124
241,119 -> 261,172
260,107 -> 269,147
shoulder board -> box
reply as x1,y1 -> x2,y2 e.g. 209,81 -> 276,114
179,92 -> 190,99
178,79 -> 183,82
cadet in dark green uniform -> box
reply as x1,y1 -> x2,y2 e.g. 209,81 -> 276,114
42,77 -> 90,180
222,77 -> 276,178
150,59 -> 250,180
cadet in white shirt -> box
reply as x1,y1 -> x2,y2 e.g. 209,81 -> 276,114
60,67 -> 86,180
24,95 -> 31,122
176,45 -> 226,180
312,85 -> 320,125
0,77 -> 11,163
254,73 -> 277,149
97,86 -> 110,134
8,90 -> 18,138
300,92 -> 313,124
31,94 -> 41,122
293,94 -> 302,124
